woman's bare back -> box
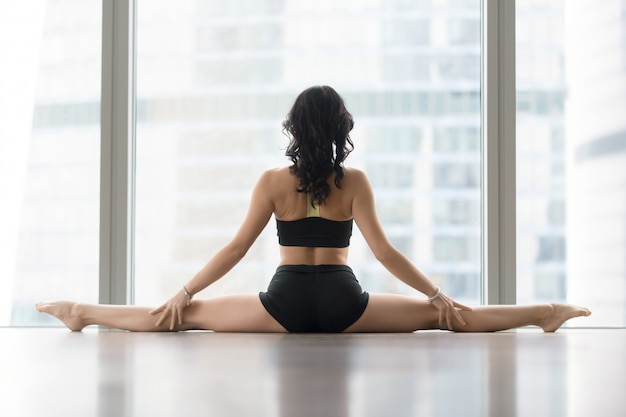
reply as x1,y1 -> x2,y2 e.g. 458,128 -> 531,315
267,166 -> 359,266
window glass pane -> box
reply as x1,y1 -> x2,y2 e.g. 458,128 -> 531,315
0,0 -> 101,325
135,0 -> 481,306
516,0 -> 626,326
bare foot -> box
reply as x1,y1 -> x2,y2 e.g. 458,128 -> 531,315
539,303 -> 591,332
35,301 -> 86,331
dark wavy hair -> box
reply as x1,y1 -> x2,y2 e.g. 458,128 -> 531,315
283,85 -> 354,207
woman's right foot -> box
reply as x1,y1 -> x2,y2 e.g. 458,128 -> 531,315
539,303 -> 591,332
35,301 -> 86,331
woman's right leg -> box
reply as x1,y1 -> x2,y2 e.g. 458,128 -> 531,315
344,294 -> 591,333
36,295 -> 287,333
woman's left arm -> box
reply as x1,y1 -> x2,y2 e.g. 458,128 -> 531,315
150,170 -> 275,329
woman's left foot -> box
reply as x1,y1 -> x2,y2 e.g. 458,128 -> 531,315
35,301 -> 86,331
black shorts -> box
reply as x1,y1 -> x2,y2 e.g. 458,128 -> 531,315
259,264 -> 369,333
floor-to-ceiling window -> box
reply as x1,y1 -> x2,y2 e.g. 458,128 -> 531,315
516,0 -> 626,326
3,0 -> 624,328
133,0 -> 483,306
0,0 -> 102,325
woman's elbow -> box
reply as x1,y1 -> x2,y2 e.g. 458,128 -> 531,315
225,241 -> 249,261
373,245 -> 395,264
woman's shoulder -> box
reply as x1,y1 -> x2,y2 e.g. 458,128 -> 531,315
258,166 -> 295,190
343,166 -> 365,177
342,167 -> 369,187
260,166 -> 291,181
259,165 -> 369,191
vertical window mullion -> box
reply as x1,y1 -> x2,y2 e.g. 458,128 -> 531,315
482,0 -> 516,305
100,0 -> 135,305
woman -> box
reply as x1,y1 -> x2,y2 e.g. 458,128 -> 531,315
37,85 -> 590,333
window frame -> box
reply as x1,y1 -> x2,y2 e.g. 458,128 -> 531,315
99,0 -> 517,306
99,0 -> 136,304
481,0 -> 516,304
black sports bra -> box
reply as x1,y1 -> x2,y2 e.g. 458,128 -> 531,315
276,192 -> 353,248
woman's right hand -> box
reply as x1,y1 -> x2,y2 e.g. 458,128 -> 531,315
430,291 -> 472,330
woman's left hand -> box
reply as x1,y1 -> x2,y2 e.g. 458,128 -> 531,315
149,289 -> 190,330
430,291 -> 472,330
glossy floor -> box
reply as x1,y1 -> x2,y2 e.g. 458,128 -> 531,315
0,328 -> 624,417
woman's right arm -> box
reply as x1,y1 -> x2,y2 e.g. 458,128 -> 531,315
350,169 -> 438,296
350,169 -> 470,327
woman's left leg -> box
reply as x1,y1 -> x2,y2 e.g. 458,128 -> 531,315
36,295 -> 287,332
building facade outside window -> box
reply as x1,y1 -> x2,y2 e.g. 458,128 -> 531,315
0,0 -> 101,326
134,0 -> 483,307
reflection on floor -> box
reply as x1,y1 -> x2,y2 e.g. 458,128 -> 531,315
0,328 -> 624,417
